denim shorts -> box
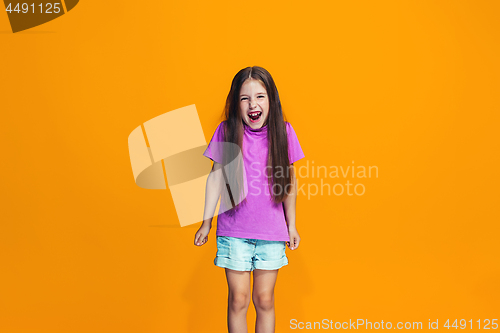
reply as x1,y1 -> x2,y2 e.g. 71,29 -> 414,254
214,236 -> 288,271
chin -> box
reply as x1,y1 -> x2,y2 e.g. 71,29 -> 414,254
250,121 -> 263,128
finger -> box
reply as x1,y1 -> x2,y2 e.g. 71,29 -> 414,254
195,233 -> 202,246
200,235 -> 208,245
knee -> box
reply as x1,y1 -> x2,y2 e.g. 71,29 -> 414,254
229,291 -> 250,312
253,293 -> 274,312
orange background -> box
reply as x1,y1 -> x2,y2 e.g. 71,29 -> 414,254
1,1 -> 499,332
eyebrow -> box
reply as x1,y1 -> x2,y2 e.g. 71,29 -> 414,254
239,92 -> 267,96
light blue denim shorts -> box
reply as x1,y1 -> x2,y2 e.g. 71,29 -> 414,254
214,236 -> 288,271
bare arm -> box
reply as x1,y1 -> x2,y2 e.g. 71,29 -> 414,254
283,163 -> 297,227
283,163 -> 300,250
195,161 -> 223,246
202,162 -> 224,227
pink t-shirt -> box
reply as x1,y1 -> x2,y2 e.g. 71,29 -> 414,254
203,121 -> 305,241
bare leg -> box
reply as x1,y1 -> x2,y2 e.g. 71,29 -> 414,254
225,268 -> 251,333
252,269 -> 279,333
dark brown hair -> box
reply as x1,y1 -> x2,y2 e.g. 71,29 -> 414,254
220,66 -> 293,211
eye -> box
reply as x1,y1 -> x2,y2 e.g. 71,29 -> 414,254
241,97 -> 248,101
258,95 -> 265,98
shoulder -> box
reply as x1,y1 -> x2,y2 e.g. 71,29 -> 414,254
283,121 -> 305,162
215,120 -> 226,129
206,121 -> 227,143
213,121 -> 227,135
284,121 -> 296,134
284,121 -> 302,143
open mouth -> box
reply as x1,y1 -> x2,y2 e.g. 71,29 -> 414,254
248,111 -> 262,123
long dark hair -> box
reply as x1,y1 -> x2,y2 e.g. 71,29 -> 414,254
220,66 -> 292,211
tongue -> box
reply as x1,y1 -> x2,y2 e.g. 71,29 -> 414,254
249,113 -> 260,120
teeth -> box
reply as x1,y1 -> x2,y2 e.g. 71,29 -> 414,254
249,112 -> 261,116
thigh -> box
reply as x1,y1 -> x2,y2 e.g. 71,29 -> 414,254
252,269 -> 279,295
225,268 -> 251,295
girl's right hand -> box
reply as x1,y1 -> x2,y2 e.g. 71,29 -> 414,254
194,223 -> 211,246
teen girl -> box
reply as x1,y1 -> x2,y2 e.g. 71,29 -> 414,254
194,66 -> 305,333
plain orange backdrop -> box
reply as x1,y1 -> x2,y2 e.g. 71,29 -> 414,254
1,1 -> 499,332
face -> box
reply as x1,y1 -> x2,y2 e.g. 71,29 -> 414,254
239,79 -> 269,129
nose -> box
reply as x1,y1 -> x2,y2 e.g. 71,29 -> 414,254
249,98 -> 258,108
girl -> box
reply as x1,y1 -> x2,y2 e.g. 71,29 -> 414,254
194,66 -> 305,333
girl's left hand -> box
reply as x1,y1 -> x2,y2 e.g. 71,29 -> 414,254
287,227 -> 300,250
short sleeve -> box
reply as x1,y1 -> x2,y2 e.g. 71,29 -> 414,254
286,122 -> 305,164
203,121 -> 226,164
